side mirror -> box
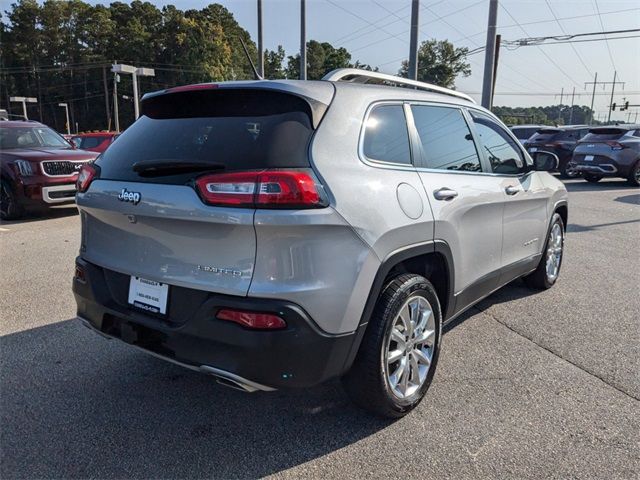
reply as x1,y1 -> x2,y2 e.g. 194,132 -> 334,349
531,151 -> 559,171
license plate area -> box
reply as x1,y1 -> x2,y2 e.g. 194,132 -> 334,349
584,155 -> 594,161
528,147 -> 538,153
128,276 -> 169,315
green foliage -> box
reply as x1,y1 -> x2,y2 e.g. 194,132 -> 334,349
1,0 -> 254,130
493,105 -> 597,126
398,39 -> 471,88
285,40 -> 353,80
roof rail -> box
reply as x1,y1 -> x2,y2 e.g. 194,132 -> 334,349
322,68 -> 475,103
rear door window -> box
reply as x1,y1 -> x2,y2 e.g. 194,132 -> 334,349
362,104 -> 412,165
97,90 -> 315,184
410,105 -> 481,172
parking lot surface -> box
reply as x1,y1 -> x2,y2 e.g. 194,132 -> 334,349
1,178 -> 638,479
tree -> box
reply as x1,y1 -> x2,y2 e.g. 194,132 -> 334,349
263,46 -> 286,79
398,39 -> 470,88
285,40 -> 352,80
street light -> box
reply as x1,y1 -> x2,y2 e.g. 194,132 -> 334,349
111,64 -> 155,120
9,96 -> 37,120
58,103 -> 70,135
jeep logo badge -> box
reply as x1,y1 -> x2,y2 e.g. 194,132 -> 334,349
118,188 -> 141,205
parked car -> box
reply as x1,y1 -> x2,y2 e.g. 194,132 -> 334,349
524,125 -> 590,178
70,131 -> 119,153
0,121 -> 98,219
570,125 -> 640,186
510,124 -> 545,144
73,69 -> 568,418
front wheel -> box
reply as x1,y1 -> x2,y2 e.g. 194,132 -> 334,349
342,274 -> 442,418
524,213 -> 565,290
583,174 -> 602,183
1,180 -> 24,221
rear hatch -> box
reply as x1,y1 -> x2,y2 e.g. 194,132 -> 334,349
524,128 -> 561,152
573,128 -> 630,163
76,84 -> 333,297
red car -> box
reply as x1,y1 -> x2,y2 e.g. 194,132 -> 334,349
70,132 -> 119,153
0,121 -> 99,220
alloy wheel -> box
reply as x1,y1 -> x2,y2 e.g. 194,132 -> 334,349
545,222 -> 563,281
384,295 -> 436,399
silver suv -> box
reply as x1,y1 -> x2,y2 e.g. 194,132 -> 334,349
73,69 -> 568,417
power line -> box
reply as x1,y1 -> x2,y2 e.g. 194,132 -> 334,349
593,0 -> 618,76
544,0 -> 592,77
500,3 -> 582,89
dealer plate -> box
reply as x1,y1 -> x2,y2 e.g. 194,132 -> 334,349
128,276 -> 168,315
584,155 -> 594,161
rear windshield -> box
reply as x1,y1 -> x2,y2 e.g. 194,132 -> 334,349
511,127 -> 539,140
73,136 -> 106,149
97,90 -> 314,184
581,129 -> 627,142
528,129 -> 560,142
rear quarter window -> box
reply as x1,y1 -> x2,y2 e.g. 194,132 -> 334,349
362,104 -> 412,165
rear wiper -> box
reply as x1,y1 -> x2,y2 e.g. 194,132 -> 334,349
132,160 -> 225,177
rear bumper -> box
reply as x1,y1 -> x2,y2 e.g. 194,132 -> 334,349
73,258 -> 358,390
571,151 -> 637,177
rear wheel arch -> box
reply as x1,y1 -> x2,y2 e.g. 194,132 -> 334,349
342,241 -> 455,373
554,202 -> 568,229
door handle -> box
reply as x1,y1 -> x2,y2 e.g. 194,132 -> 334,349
505,185 -> 520,196
433,188 -> 458,201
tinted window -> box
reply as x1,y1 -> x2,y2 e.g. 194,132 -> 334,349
411,105 -> 481,172
582,129 -> 627,142
512,127 -> 538,140
529,129 -> 560,143
0,126 -> 69,149
98,90 -> 314,184
78,137 -> 102,148
470,111 -> 527,175
362,105 -> 411,165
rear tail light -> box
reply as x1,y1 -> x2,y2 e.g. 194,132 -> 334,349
606,141 -> 626,151
74,264 -> 86,283
216,308 -> 286,330
76,164 -> 98,193
195,170 -> 327,209
544,142 -> 562,148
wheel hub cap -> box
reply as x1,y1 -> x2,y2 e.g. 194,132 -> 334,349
545,223 -> 563,282
384,295 -> 436,399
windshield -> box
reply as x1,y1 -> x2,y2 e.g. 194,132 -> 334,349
0,126 -> 70,149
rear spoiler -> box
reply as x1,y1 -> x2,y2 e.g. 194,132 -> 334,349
140,81 -> 335,129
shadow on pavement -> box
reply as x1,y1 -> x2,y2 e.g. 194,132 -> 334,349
0,205 -> 78,226
567,218 -> 640,233
0,319 -> 390,479
614,193 -> 640,206
563,178 -> 635,192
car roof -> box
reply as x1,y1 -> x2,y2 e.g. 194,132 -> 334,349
73,132 -> 117,137
0,120 -> 47,128
511,124 -> 546,128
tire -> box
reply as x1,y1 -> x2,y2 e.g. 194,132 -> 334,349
559,160 -> 580,179
583,174 -> 602,183
626,160 -> 640,187
0,180 -> 24,221
524,213 -> 565,290
342,274 -> 442,418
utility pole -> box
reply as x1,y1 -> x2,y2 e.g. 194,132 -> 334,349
257,0 -> 264,78
300,0 -> 306,80
481,0 -> 499,109
569,86 -> 576,124
102,66 -> 111,130
490,34 -> 501,107
585,72 -> 624,125
587,72 -> 597,125
557,87 -> 564,124
113,67 -> 120,133
408,0 -> 420,81
607,71 -> 617,124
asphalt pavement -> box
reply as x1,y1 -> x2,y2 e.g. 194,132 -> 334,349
1,177 -> 638,479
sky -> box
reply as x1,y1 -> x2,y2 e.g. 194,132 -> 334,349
4,0 -> 639,122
